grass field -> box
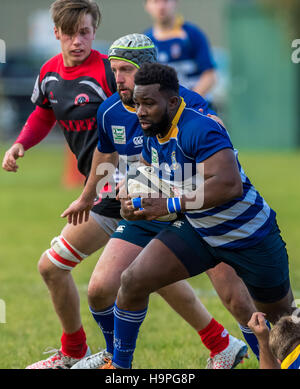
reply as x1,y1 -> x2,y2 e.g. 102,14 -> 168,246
0,144 -> 300,369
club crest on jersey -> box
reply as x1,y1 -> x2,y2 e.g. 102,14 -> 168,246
74,93 -> 89,106
112,126 -> 126,144
171,151 -> 180,170
171,43 -> 182,59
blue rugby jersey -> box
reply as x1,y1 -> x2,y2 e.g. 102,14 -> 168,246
142,99 -> 276,249
96,85 -> 214,182
281,344 -> 300,369
144,20 -> 215,91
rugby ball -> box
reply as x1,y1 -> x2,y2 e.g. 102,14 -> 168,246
127,165 -> 177,222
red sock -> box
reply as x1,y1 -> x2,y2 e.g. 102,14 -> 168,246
198,318 -> 229,357
61,326 -> 88,359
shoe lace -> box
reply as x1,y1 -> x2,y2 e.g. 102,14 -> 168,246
42,348 -> 62,361
84,350 -> 108,368
43,347 -> 60,355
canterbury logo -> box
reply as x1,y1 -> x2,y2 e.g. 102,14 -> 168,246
116,225 -> 126,233
133,136 -> 143,146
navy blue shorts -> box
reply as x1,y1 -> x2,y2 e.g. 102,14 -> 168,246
111,219 -> 172,248
155,218 -> 290,303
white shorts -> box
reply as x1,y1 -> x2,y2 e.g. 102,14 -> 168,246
90,211 -> 121,236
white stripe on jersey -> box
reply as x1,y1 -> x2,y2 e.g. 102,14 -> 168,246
187,185 -> 258,228
79,80 -> 108,101
188,199 -> 271,247
101,99 -> 122,133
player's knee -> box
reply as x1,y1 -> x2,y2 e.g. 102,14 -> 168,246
38,251 -> 66,282
120,267 -> 144,299
38,252 -> 48,277
44,235 -> 88,273
88,278 -> 115,309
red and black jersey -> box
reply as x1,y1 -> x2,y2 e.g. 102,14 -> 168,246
31,49 -> 116,178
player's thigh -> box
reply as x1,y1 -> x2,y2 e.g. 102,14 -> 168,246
90,219 -> 171,292
61,214 -> 113,255
153,218 -> 218,278
89,238 -> 144,292
124,238 -> 191,295
217,222 -> 291,305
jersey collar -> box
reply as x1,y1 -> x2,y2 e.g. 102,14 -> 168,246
281,343 -> 300,369
122,103 -> 136,113
157,97 -> 186,144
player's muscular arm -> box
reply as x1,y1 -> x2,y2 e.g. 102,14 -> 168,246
182,148 -> 243,211
61,148 -> 118,225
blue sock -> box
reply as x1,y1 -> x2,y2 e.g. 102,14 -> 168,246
113,304 -> 148,369
89,305 -> 115,354
239,321 -> 271,360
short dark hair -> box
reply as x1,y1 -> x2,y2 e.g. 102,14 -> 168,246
51,0 -> 101,36
134,63 -> 179,96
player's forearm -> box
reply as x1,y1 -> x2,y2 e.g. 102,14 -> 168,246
257,341 -> 281,369
193,69 -> 217,97
81,148 -> 118,201
14,106 -> 56,150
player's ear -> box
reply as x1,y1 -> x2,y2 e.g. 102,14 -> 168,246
54,26 -> 60,40
168,95 -> 180,110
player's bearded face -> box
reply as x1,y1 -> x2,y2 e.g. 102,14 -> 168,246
118,86 -> 134,106
134,85 -> 173,137
110,60 -> 137,107
140,107 -> 171,137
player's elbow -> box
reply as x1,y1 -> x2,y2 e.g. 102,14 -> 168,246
226,177 -> 243,200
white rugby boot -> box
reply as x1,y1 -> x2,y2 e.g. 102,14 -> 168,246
71,349 -> 113,369
25,346 -> 91,369
206,335 -> 249,369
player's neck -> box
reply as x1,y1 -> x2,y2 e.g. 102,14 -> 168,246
153,16 -> 184,40
157,101 -> 181,139
154,17 -> 176,33
62,50 -> 92,68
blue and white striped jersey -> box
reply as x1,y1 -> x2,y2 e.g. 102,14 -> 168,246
142,99 -> 276,249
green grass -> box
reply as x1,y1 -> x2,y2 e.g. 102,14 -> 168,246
0,145 -> 300,369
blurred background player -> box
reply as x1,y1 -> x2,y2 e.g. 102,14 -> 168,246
144,0 -> 217,105
248,312 -> 300,369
